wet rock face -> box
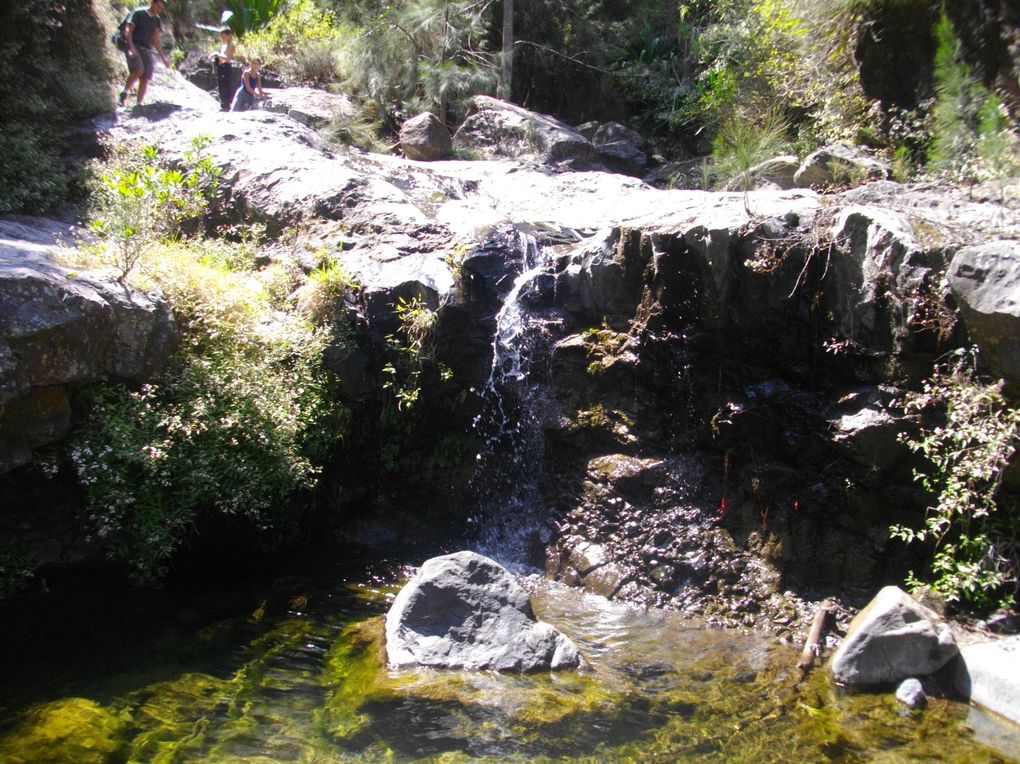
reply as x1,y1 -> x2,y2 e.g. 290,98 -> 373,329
385,551 -> 581,672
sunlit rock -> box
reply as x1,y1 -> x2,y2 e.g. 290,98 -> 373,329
385,551 -> 581,672
947,241 -> 1020,386
829,586 -> 958,686
400,111 -> 452,161
794,144 -> 889,189
954,635 -> 1020,725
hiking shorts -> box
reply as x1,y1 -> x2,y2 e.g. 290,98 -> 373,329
126,45 -> 154,80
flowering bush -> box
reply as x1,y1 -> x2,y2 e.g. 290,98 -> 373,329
70,240 -> 345,582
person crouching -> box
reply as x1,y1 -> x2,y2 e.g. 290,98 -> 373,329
231,58 -> 265,112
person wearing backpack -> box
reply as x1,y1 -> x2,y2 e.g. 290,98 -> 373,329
118,0 -> 171,108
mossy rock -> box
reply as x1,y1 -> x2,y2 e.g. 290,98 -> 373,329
0,698 -> 128,764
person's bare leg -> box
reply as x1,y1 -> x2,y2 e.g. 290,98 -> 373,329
121,71 -> 140,104
136,77 -> 149,105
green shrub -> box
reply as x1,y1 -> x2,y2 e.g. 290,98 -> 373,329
239,0 -> 348,84
710,109 -> 790,192
70,243 -> 345,583
0,125 -> 68,214
891,349 -> 1020,610
87,137 -> 220,282
227,0 -> 285,35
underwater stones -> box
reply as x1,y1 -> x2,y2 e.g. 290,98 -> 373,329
953,635 -> 1020,725
829,586 -> 958,686
385,551 -> 581,672
0,698 -> 126,764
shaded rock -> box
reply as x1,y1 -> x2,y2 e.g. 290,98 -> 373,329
830,402 -> 904,470
829,586 -> 958,686
0,218 -> 177,471
794,145 -> 890,189
400,112 -> 452,161
385,551 -> 581,672
453,95 -> 595,167
947,241 -> 1020,385
263,86 -> 355,129
953,635 -> 1020,725
592,122 -> 649,177
643,158 -> 709,189
895,677 -> 927,709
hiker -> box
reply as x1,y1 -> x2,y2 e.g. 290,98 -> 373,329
119,0 -> 171,107
211,26 -> 235,111
231,58 -> 265,112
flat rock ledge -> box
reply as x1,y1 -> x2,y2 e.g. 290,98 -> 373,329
385,551 -> 581,673
828,586 -> 958,686
954,635 -> 1020,725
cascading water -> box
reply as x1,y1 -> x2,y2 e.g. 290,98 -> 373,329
469,229 -> 558,569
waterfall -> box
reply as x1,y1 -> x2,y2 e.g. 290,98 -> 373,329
469,229 -> 556,570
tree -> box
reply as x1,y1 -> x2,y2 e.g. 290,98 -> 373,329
499,0 -> 513,99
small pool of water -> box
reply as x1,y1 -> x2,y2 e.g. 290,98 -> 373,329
0,560 -> 1017,763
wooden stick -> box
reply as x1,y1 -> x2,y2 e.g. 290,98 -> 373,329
797,599 -> 833,679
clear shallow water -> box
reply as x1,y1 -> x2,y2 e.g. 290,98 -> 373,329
0,564 -> 1017,763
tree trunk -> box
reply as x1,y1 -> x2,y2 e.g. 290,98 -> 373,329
499,0 -> 513,100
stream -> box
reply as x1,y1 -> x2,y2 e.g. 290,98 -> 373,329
0,558 -> 1017,762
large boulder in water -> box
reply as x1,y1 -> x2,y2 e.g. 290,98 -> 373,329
384,551 -> 581,672
829,586 -> 958,686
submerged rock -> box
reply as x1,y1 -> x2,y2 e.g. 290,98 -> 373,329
385,551 -> 581,672
829,586 -> 958,686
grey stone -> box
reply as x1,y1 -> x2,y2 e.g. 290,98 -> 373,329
400,112 -> 452,162
794,144 -> 889,189
746,155 -> 800,190
262,86 -> 355,129
895,677 -> 927,709
947,241 -> 1020,385
0,220 -> 177,471
829,586 -> 958,686
452,95 -> 595,167
385,551 -> 581,672
954,635 -> 1020,725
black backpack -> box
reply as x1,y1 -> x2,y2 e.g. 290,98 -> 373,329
111,12 -> 131,51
